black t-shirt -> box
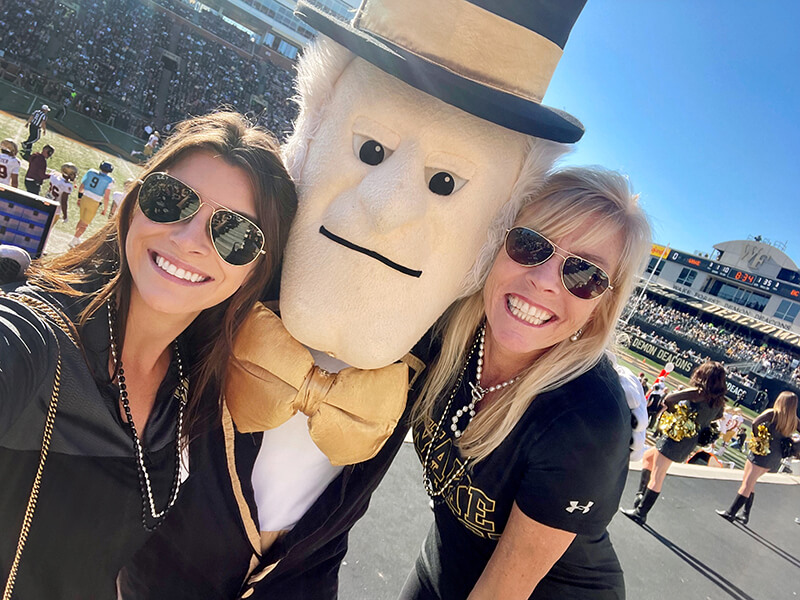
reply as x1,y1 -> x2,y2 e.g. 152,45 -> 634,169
412,356 -> 630,599
0,283 -> 184,597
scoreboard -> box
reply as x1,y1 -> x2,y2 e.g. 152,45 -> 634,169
656,248 -> 800,301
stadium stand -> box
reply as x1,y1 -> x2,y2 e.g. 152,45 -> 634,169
624,295 -> 800,387
0,0 -> 297,140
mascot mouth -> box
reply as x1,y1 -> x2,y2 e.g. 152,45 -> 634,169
319,226 -> 422,278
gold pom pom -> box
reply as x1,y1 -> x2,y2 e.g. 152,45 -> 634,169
747,424 -> 772,456
658,402 -> 698,442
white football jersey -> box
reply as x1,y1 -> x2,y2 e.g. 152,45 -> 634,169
47,173 -> 74,201
0,153 -> 20,185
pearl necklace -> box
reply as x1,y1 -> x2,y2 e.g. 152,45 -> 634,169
422,322 -> 518,500
450,322 -> 517,438
107,299 -> 188,531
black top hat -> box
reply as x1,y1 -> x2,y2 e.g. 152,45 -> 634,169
296,0 -> 586,143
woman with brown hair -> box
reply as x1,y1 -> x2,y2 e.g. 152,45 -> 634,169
716,391 -> 799,524
620,361 -> 727,525
0,111 -> 297,597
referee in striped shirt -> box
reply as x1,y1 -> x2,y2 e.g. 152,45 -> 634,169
21,104 -> 50,160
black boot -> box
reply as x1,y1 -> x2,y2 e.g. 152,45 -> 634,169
736,493 -> 754,525
716,494 -> 747,522
633,469 -> 652,509
621,488 -> 659,525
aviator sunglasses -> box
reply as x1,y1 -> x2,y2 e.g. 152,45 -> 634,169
137,172 -> 266,266
504,227 -> 614,300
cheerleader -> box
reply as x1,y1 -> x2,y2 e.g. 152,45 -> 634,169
716,392 -> 799,524
620,362 -> 727,525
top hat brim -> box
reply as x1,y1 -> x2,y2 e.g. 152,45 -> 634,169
296,3 -> 584,143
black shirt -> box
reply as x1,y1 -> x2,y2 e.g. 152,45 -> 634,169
748,410 -> 798,471
0,283 -> 184,598
412,356 -> 630,599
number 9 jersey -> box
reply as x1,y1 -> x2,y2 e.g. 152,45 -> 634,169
80,168 -> 114,201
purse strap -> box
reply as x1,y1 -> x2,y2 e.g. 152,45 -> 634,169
1,291 -> 77,600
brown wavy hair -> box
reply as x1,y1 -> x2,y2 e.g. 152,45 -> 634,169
689,361 -> 727,412
28,111 -> 298,434
770,391 -> 799,437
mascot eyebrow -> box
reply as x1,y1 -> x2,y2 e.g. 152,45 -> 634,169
319,225 -> 423,277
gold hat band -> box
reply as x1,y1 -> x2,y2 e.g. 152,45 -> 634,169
354,0 -> 563,103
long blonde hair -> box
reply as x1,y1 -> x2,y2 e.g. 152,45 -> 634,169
769,391 -> 799,437
412,167 -> 651,461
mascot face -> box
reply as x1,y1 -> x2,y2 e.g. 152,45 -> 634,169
280,58 -> 529,368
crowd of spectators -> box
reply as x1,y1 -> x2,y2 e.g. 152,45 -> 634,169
197,8 -> 253,50
0,0 -> 65,65
164,30 -> 262,124
624,296 -> 800,386
0,0 -> 298,139
247,62 -> 297,139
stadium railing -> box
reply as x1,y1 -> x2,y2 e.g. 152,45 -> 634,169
0,79 -> 143,158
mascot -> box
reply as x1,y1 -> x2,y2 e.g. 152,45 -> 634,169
119,1 -> 606,597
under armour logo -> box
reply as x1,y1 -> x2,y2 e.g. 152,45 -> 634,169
565,500 -> 594,514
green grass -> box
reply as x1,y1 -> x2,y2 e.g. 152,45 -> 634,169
617,345 -> 758,423
1,110 -> 142,255
617,346 -> 690,390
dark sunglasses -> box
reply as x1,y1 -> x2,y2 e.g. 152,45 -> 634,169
504,227 -> 613,300
137,172 -> 266,266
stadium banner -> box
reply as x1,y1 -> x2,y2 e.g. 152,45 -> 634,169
650,243 -> 669,258
621,330 -> 759,407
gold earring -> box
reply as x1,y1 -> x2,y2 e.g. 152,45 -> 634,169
570,328 -> 583,342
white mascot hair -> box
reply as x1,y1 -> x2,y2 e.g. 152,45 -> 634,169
283,37 -> 569,297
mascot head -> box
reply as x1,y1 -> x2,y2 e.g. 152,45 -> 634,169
281,0 -> 587,368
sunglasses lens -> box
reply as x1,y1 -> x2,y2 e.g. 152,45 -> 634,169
139,173 -> 201,223
563,257 -> 610,299
505,227 -> 554,266
209,211 -> 265,266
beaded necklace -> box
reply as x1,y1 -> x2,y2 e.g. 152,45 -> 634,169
422,322 -> 518,500
107,299 -> 188,531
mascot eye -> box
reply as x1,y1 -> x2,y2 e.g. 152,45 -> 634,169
353,135 -> 393,166
425,168 -> 467,196
360,140 -> 384,165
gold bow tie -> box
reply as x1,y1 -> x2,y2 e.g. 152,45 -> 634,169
225,303 -> 409,466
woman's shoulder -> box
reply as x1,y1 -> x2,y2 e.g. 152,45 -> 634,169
536,357 -> 628,428
667,388 -> 703,403
0,283 -> 65,430
754,409 -> 776,426
2,276 -> 103,322
562,356 -> 625,403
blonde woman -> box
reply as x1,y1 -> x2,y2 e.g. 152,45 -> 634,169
401,168 -> 651,600
716,391 -> 799,524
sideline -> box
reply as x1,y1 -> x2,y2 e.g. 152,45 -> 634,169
629,459 -> 800,486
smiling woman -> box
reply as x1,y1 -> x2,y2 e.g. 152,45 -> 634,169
404,167 -> 651,600
0,111 -> 297,597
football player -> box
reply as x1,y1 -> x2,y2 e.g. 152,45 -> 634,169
70,161 -> 113,247
46,162 -> 78,222
0,139 -> 21,188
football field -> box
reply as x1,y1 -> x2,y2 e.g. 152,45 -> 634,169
1,110 -> 142,256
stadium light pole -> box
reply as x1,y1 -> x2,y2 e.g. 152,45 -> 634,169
623,242 -> 670,326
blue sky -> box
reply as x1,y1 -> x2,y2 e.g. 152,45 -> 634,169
541,1 -> 799,262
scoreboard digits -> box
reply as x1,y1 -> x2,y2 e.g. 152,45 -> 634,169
661,249 -> 800,299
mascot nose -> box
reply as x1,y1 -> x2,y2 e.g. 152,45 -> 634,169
357,158 -> 427,233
